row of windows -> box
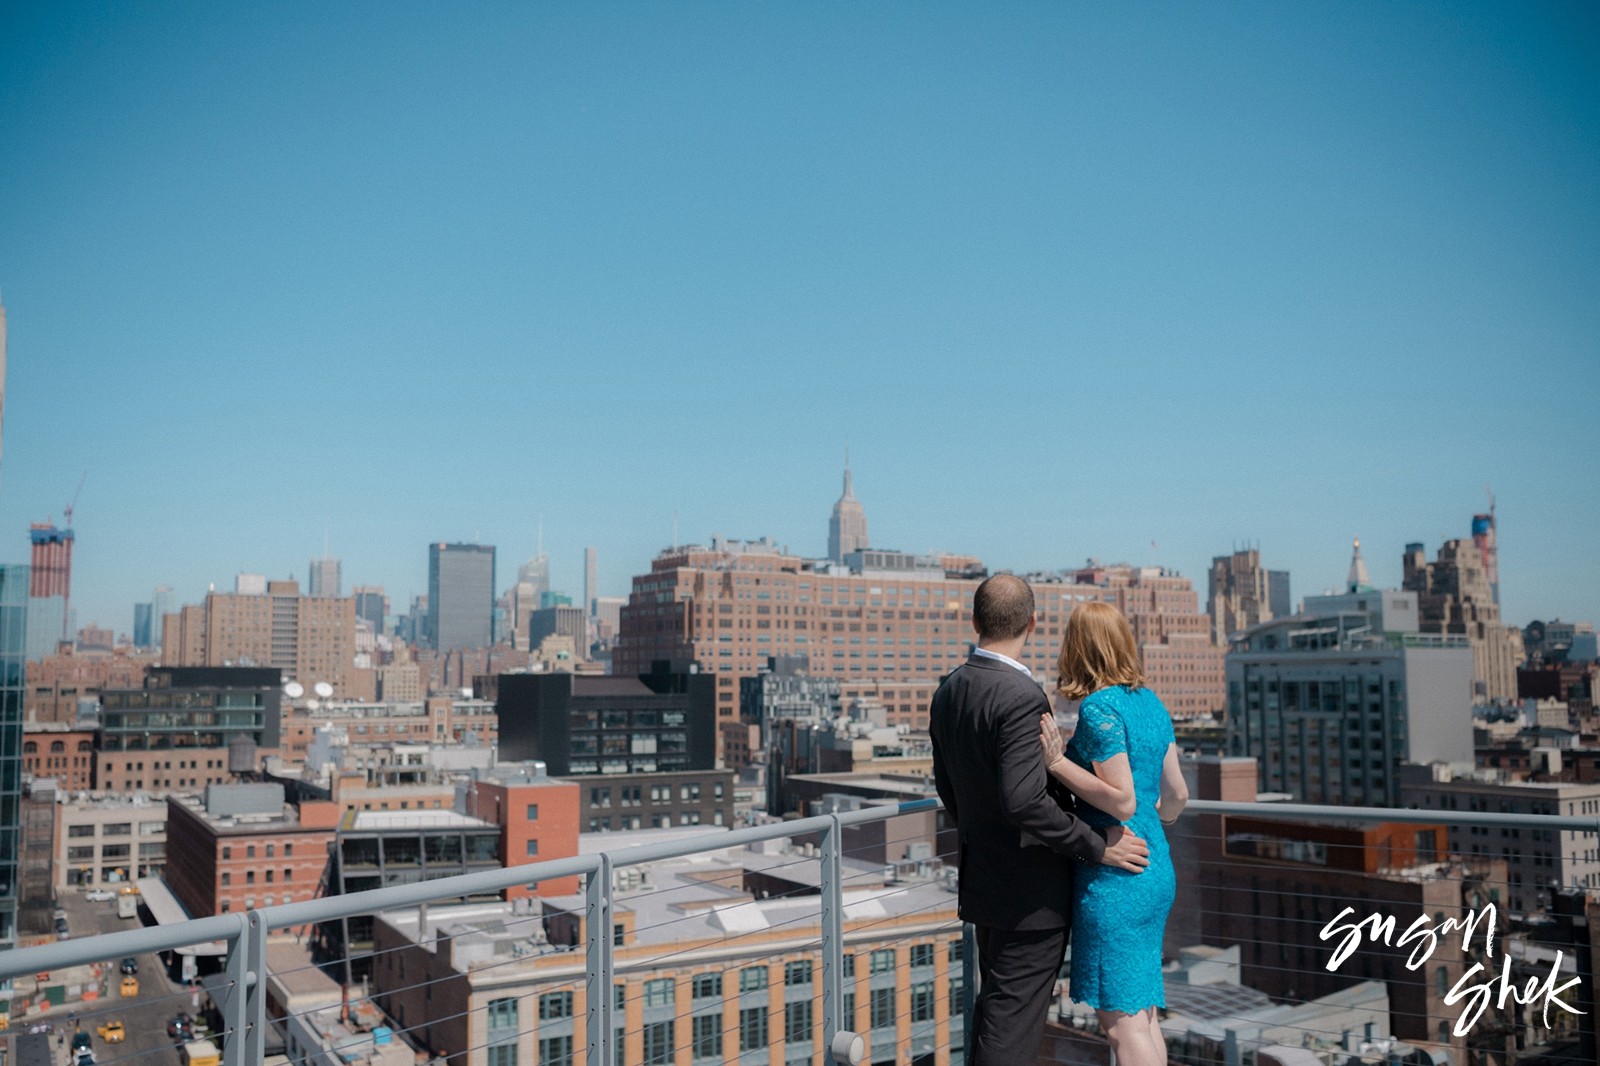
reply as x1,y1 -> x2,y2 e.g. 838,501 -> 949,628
221,843 -> 295,859
220,869 -> 294,885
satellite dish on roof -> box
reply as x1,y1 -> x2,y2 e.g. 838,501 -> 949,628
284,682 -> 305,699
307,698 -> 321,711
314,682 -> 334,699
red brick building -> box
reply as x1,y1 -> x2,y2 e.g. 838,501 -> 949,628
460,766 -> 582,899
164,788 -> 339,923
21,725 -> 96,790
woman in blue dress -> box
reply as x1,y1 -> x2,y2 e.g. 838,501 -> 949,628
1037,600 -> 1189,1066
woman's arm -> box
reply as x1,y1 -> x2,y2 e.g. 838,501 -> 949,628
1038,714 -> 1137,821
1157,742 -> 1189,825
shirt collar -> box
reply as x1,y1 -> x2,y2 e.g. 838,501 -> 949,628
972,646 -> 1032,678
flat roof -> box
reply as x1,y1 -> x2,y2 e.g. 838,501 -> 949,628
349,809 -> 495,831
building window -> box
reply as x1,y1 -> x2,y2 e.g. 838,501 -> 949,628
693,973 -> 722,999
784,1000 -> 813,1044
526,803 -> 539,820
691,1014 -> 722,1060
222,846 -> 231,860
870,949 -> 895,974
870,987 -> 896,1029
487,1045 -> 516,1066
739,966 -> 768,992
911,981 -> 935,1022
525,840 -> 539,858
910,944 -> 934,968
784,960 -> 812,986
739,1006 -> 768,1052
642,1020 -> 674,1066
643,978 -> 675,1008
537,991 -> 571,1020
221,873 -> 230,886
245,871 -> 255,885
535,1036 -> 570,1066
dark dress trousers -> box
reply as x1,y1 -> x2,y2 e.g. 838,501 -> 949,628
930,653 -> 1108,1066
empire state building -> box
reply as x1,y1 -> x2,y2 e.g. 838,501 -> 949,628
827,460 -> 869,562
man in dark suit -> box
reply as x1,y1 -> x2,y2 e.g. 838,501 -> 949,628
930,573 -> 1150,1066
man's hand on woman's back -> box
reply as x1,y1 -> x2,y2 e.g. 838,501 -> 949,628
1099,825 -> 1150,873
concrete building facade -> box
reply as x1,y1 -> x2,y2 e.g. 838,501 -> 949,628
1225,611 -> 1476,806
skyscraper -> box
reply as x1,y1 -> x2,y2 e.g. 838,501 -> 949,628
428,543 -> 496,651
27,522 -> 73,658
151,584 -> 174,649
352,585 -> 388,635
308,554 -> 342,597
827,458 -> 868,562
1403,522 -> 1523,702
1206,548 -> 1289,644
133,602 -> 153,648
583,546 -> 597,617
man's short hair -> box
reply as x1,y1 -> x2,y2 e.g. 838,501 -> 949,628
973,574 -> 1035,641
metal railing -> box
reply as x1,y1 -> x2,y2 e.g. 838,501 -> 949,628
2,799 -> 953,1066
6,796 -> 1599,1066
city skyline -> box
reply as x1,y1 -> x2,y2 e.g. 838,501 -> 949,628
0,3 -> 1595,633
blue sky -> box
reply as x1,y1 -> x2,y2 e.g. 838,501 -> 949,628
0,2 -> 1596,634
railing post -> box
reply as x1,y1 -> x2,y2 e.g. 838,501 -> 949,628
963,921 -> 978,1059
219,910 -> 266,1066
585,854 -> 615,1066
821,814 -> 864,1066
821,814 -> 843,1044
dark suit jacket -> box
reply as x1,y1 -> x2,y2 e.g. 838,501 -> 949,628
930,653 -> 1106,931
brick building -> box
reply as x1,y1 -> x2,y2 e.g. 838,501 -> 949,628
161,579 -> 361,697
163,785 -> 340,922
617,538 -> 1225,758
21,724 -> 95,790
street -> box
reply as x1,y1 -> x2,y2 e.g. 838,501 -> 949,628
7,889 -> 206,1066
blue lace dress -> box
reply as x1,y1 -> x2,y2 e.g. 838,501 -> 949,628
1064,685 -> 1177,1014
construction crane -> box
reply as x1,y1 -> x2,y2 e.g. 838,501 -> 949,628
65,470 -> 86,530
61,470 -> 86,643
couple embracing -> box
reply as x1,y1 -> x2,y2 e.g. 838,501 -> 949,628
930,574 -> 1189,1066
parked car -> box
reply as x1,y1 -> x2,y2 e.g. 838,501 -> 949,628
71,1031 -> 92,1054
76,1052 -> 95,1066
84,889 -> 115,902
166,1014 -> 193,1040
96,1021 -> 125,1044
119,957 -> 138,975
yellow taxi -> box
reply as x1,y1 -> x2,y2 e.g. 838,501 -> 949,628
97,1021 -> 126,1044
119,976 -> 139,998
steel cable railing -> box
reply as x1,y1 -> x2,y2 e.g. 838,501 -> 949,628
10,798 -> 1596,1066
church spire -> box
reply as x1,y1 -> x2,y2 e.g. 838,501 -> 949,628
1347,537 -> 1372,592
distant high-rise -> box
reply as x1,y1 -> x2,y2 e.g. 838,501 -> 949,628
151,585 -> 174,649
352,585 -> 388,635
133,603 -> 154,648
1207,548 -> 1289,644
827,457 -> 869,562
428,543 -> 496,651
583,547 -> 597,617
1403,519 -> 1523,702
166,580 -> 357,695
27,522 -> 73,657
308,554 -> 342,598
518,553 -> 550,604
